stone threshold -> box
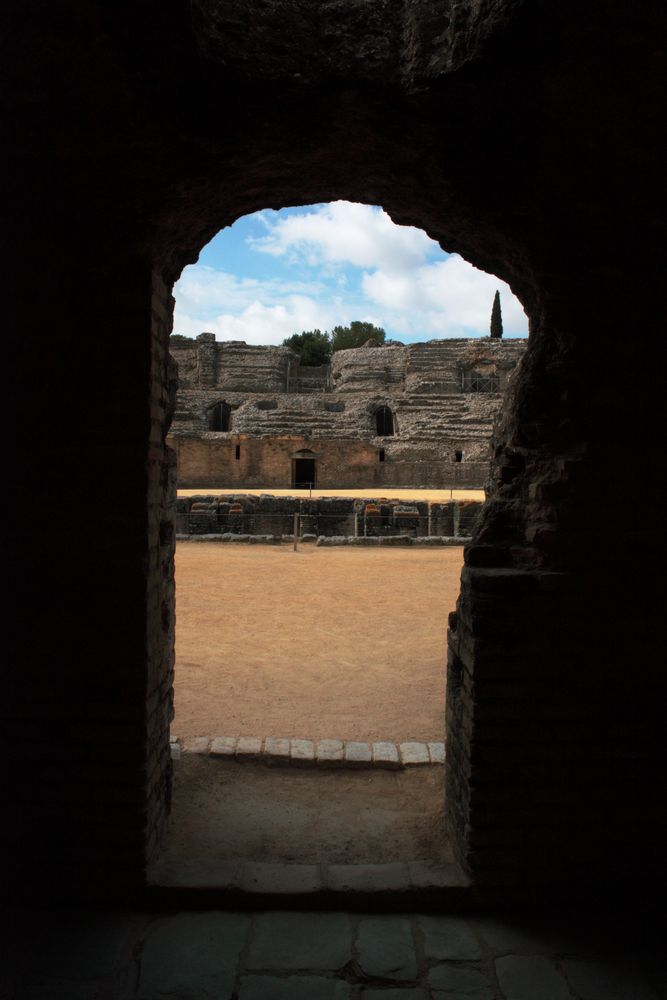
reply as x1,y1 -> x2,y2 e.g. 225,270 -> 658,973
146,858 -> 471,909
170,735 -> 445,768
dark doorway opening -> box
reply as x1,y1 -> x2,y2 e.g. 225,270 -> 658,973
454,450 -> 463,463
210,401 -> 231,431
376,406 -> 394,436
293,458 -> 316,488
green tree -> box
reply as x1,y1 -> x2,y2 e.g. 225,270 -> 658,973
490,290 -> 503,339
330,320 -> 386,352
282,329 -> 331,366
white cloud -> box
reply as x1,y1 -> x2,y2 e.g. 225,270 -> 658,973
173,204 -> 529,344
249,201 -> 438,271
362,256 -> 527,337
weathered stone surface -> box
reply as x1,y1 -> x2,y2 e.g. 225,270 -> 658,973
362,991 -> 428,1000
428,963 -> 494,998
344,741 -> 372,764
290,738 -> 315,765
372,741 -> 400,768
246,912 -> 351,971
239,976 -> 350,1000
316,738 -> 345,765
428,741 -> 446,764
138,913 -> 248,1000
209,736 -> 237,757
183,735 -> 210,754
357,917 -> 418,981
399,742 -> 430,765
235,736 -> 262,759
264,737 -> 291,763
494,956 -> 571,1000
419,916 -> 483,960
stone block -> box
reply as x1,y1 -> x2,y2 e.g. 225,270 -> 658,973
183,736 -> 210,754
210,736 -> 237,757
372,741 -> 400,768
399,741 -> 430,765
326,863 -> 410,892
239,976 -> 349,1000
428,741 -> 446,763
290,738 -> 315,765
316,739 -> 345,766
246,912 -> 352,971
241,862 -> 322,894
428,963 -> 494,998
357,917 -> 418,981
138,913 -> 249,1000
236,736 -> 262,759
344,741 -> 372,765
264,737 -> 290,764
418,916 -> 482,960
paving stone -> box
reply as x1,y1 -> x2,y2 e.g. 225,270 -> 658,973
291,738 -> 315,765
495,955 -> 571,1000
419,915 -> 483,959
210,736 -> 237,757
362,990 -> 428,1000
428,963 -> 494,998
241,862 -> 322,894
561,958 -> 659,1000
239,975 -> 350,1000
428,741 -> 446,763
317,738 -> 345,765
137,912 -> 249,1000
183,735 -> 210,753
372,741 -> 400,768
236,735 -> 262,759
399,742 -> 430,765
246,912 -> 352,971
326,863 -> 410,892
357,917 -> 418,981
264,737 -> 291,764
344,741 -> 372,764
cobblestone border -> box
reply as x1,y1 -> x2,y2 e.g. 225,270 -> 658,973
170,736 -> 445,769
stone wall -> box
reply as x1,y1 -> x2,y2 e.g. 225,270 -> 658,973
168,336 -> 526,486
169,434 -> 490,488
175,493 -> 482,539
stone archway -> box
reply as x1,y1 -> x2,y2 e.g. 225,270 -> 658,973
5,0 -> 664,900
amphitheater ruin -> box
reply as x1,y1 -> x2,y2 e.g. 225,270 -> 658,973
168,333 -> 526,490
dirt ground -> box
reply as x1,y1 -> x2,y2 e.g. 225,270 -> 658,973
179,486 -> 484,502
156,756 -> 451,872
173,544 -> 464,743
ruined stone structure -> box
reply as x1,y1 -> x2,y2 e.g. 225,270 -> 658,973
5,0 -> 665,910
176,493 -> 483,540
169,334 -> 526,487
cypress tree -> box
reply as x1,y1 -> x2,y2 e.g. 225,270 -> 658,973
490,290 -> 503,339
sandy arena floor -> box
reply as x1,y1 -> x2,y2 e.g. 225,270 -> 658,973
178,487 -> 484,501
173,543 -> 464,744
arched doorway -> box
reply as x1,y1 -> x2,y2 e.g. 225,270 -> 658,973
209,401 -> 231,431
375,405 -> 395,437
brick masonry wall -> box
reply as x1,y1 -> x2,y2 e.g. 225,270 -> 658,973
168,434 -> 490,488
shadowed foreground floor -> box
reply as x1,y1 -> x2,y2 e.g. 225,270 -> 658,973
4,906 -> 665,999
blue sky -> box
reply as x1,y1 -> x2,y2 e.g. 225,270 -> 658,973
173,202 -> 528,344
